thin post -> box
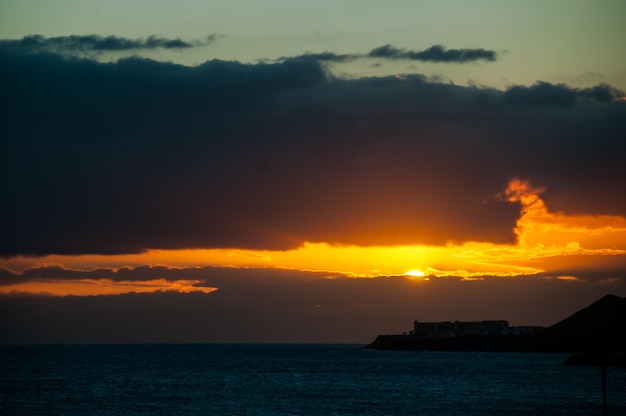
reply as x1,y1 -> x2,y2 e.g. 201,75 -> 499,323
602,362 -> 607,416
601,308 -> 607,416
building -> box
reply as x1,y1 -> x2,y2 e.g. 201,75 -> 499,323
413,320 -> 510,338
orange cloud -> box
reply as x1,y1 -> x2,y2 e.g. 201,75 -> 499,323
2,178 -> 625,295
0,278 -> 216,296
505,178 -> 626,251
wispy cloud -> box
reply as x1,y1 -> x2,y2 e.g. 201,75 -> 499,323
368,44 -> 498,63
280,44 -> 498,64
278,51 -> 357,62
0,34 -> 221,54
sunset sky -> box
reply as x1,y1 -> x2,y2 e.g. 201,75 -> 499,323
1,0 -> 625,344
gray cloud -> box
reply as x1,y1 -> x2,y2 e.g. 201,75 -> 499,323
502,81 -> 622,105
368,44 -> 498,62
278,44 -> 498,64
0,265 -> 334,287
1,46 -> 625,256
0,34 -> 221,54
279,51 -> 357,62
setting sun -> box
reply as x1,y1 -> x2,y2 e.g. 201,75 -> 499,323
404,269 -> 426,277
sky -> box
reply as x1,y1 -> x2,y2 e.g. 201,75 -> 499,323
1,0 -> 625,344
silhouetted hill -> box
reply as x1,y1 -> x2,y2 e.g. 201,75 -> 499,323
365,295 -> 626,353
545,295 -> 626,338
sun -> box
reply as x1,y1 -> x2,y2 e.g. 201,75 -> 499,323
404,269 -> 425,277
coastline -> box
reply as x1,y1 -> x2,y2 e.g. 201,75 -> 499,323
363,333 -> 626,354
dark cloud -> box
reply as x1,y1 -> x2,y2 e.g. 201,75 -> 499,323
0,268 -> 22,285
0,265 -> 334,287
1,47 -> 625,256
279,51 -> 357,62
536,254 -> 626,282
502,81 -> 621,106
0,34 -> 220,54
1,267 -> 624,343
368,44 -> 498,62
277,44 -> 497,64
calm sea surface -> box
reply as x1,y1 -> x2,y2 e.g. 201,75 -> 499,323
2,344 -> 625,415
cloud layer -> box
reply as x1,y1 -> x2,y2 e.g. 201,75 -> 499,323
0,34 -> 220,54
284,44 -> 499,63
1,265 -> 623,343
1,43 -> 625,256
367,44 -> 497,62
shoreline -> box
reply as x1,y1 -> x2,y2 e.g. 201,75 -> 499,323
364,333 -> 626,355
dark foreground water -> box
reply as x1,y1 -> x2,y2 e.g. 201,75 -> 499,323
2,344 -> 625,415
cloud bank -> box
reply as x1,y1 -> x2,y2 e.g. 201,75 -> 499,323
1,43 -> 625,256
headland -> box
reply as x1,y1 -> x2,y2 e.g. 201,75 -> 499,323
365,295 -> 626,356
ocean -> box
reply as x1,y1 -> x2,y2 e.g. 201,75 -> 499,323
2,344 -> 625,415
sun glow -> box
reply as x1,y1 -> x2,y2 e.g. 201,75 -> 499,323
1,179 -> 625,296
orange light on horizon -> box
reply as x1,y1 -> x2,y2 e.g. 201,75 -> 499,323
0,279 -> 217,296
1,178 -> 625,296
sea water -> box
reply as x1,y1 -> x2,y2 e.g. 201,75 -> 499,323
2,344 -> 625,415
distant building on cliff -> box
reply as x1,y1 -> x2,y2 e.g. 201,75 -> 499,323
510,325 -> 545,335
413,320 -> 510,338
